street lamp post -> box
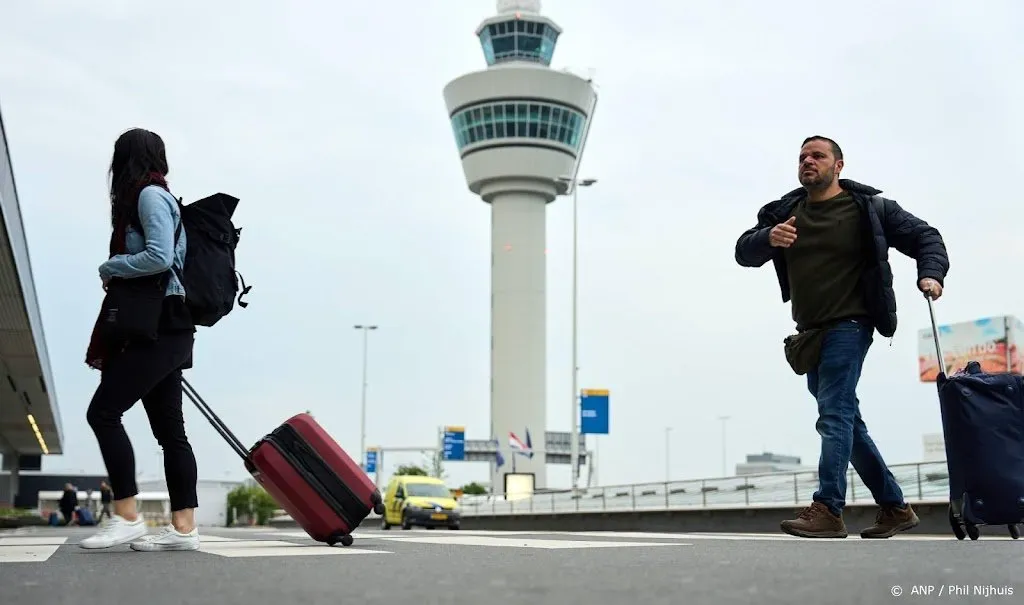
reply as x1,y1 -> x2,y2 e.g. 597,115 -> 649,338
557,175 -> 597,494
718,415 -> 731,476
354,324 -> 378,469
665,427 -> 672,484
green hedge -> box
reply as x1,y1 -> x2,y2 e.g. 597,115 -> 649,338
226,484 -> 278,526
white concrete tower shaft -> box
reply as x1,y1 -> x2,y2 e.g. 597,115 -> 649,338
443,0 -> 597,494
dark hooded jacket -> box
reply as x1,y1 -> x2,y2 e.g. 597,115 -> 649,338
734,179 -> 949,338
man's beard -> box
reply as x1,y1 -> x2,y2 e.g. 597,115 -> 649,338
800,166 -> 835,192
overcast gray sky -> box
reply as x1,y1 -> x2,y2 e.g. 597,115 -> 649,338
2,0 -> 1021,490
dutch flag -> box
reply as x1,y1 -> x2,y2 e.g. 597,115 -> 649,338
509,430 -> 534,458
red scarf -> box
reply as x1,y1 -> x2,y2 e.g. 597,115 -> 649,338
85,173 -> 171,370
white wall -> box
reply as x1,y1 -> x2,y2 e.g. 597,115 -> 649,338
137,479 -> 242,527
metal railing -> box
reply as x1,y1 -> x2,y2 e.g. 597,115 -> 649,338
457,460 -> 950,516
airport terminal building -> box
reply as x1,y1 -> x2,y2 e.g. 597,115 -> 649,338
0,105 -> 64,505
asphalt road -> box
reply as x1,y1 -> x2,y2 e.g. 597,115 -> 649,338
1,526 -> 1020,605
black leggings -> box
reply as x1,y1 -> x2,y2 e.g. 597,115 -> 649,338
86,331 -> 198,512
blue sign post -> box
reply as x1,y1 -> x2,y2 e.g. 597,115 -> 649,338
365,448 -> 378,474
442,426 -> 466,461
580,389 -> 610,434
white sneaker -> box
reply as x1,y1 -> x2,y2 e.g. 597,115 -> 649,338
129,524 -> 200,552
78,515 -> 148,549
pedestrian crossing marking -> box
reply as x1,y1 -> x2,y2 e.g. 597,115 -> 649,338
276,529 -> 691,549
547,531 -> 1016,542
197,535 -> 249,542
0,537 -> 68,563
368,534 -> 689,549
350,528 -> 1004,543
200,540 -> 390,558
0,537 -> 70,546
1,527 -> 1001,564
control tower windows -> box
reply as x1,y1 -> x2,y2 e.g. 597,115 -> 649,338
478,19 -> 560,66
451,101 -> 585,152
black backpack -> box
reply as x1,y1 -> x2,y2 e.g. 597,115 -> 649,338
172,193 -> 251,327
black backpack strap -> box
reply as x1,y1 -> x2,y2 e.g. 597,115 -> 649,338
236,271 -> 251,308
170,202 -> 184,283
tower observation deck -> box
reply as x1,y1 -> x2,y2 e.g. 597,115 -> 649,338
443,0 -> 598,494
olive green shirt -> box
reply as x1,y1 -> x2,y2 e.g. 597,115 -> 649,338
783,191 -> 870,331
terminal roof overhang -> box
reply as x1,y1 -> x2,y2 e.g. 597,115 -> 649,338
0,106 -> 63,457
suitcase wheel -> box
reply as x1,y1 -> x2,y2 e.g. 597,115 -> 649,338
948,504 -> 966,541
1008,525 -> 1020,540
327,533 -> 354,547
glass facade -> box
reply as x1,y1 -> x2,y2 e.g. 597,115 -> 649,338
478,19 -> 559,66
450,101 -> 586,152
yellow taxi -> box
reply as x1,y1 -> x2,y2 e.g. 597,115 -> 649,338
380,475 -> 461,530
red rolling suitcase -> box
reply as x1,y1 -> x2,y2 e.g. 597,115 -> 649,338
182,378 -> 385,546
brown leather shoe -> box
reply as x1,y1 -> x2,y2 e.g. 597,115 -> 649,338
860,504 -> 920,539
780,502 -> 848,538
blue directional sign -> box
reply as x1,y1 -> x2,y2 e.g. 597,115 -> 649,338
580,389 -> 610,434
442,425 -> 466,461
365,448 -> 378,474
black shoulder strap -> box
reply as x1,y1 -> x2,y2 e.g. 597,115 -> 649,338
170,199 -> 183,282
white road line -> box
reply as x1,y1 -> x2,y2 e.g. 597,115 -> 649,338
0,537 -> 70,546
200,540 -> 390,558
282,529 -> 691,549
0,537 -> 68,563
361,529 -> 989,542
197,535 -> 252,542
558,531 -> 1001,542
370,535 -> 689,549
367,529 -> 543,536
225,528 -> 999,546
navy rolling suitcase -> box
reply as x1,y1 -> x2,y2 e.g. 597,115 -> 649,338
927,296 -> 1024,540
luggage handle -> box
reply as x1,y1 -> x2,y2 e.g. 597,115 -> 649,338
182,377 -> 250,461
925,293 -> 948,377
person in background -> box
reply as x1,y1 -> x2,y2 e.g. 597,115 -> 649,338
79,128 -> 200,552
59,484 -> 78,526
734,135 -> 949,539
98,481 -> 113,523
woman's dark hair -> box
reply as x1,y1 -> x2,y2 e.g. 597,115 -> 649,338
108,128 -> 169,229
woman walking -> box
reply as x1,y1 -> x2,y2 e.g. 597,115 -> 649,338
80,128 -> 200,552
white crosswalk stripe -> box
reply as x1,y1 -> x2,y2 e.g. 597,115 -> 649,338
371,535 -> 687,549
0,536 -> 68,563
200,539 -> 389,558
348,528 -> 1001,543
276,529 -> 690,549
545,530 -> 1020,542
1,527 -> 996,564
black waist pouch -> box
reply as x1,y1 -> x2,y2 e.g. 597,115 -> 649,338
98,272 -> 169,343
783,327 -> 828,376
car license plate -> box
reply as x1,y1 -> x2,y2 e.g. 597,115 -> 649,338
431,513 -> 448,520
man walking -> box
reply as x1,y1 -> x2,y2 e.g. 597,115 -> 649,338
59,483 -> 78,526
98,481 -> 113,523
734,136 -> 949,539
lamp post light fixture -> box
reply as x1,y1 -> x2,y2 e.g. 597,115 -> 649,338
354,324 -> 378,468
556,175 -> 598,493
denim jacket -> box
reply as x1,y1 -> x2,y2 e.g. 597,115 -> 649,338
98,185 -> 186,297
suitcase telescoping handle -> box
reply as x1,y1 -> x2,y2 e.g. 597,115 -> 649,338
181,377 -> 251,461
925,293 -> 948,377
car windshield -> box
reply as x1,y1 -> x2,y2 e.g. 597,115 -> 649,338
406,483 -> 452,498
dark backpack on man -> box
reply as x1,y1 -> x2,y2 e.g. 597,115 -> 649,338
173,193 -> 252,327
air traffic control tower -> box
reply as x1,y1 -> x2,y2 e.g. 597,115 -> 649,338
443,0 -> 597,493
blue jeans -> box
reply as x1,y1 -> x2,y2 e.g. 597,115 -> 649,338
808,320 -> 905,516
